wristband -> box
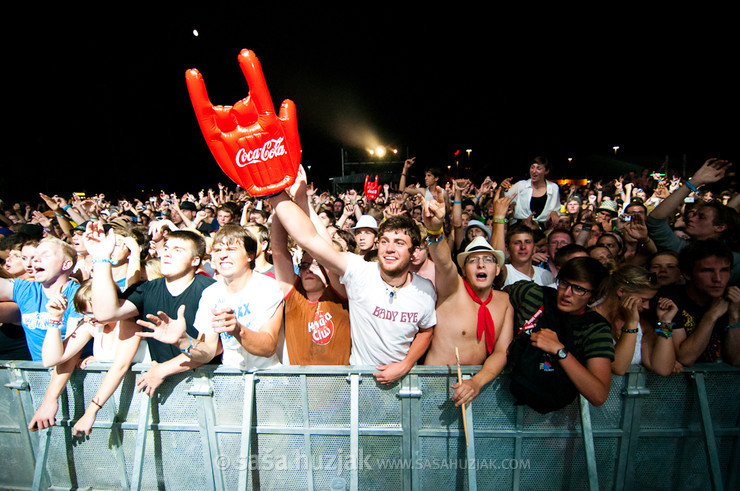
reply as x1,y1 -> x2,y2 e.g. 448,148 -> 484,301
725,323 -> 740,331
180,337 -> 194,358
685,178 -> 700,195
425,226 -> 444,236
91,399 -> 103,409
621,327 -> 639,334
492,218 -> 508,224
46,319 -> 64,328
654,329 -> 673,339
656,321 -> 675,330
425,233 -> 445,245
92,258 -> 112,264
63,204 -> 72,210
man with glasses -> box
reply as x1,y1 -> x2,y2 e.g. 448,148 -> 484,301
507,256 -> 614,411
421,198 -> 514,407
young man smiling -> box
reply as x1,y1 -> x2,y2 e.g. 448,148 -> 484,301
502,224 -> 556,289
267,190 -> 436,384
421,198 -> 514,407
138,224 -> 284,371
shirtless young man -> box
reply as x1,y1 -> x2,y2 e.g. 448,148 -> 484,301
421,198 -> 514,406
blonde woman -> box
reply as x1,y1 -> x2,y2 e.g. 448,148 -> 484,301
593,264 -> 677,376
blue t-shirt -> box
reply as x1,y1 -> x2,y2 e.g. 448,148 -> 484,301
12,279 -> 83,361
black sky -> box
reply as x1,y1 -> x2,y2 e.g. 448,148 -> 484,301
4,7 -> 738,201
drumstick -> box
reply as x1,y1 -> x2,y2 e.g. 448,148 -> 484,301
455,346 -> 469,447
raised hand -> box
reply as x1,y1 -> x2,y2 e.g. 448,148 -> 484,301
135,305 -> 188,346
691,158 -> 732,187
186,49 -> 301,197
83,221 -> 116,261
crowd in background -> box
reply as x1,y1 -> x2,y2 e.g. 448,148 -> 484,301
1,154 -> 739,431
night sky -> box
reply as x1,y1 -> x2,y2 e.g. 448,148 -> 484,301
4,7 -> 738,202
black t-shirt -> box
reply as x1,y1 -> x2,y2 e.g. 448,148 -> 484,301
0,323 -> 32,360
123,275 -> 216,363
529,194 -> 547,218
651,284 -> 726,363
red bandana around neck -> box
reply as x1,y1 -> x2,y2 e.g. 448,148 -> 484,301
463,280 -> 496,354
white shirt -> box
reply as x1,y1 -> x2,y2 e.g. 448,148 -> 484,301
506,179 -> 561,223
340,254 -> 437,366
503,264 -> 556,289
194,272 -> 283,370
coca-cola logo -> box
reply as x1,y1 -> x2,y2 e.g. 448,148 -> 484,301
235,137 -> 286,167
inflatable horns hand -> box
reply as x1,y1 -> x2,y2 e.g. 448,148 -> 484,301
364,175 -> 380,200
185,49 -> 301,197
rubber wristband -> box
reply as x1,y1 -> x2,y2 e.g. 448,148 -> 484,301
425,226 -> 444,236
425,233 -> 445,245
685,179 -> 700,194
180,337 -> 193,358
492,218 -> 508,224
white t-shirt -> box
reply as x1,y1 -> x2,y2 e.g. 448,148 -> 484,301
503,264 -> 556,289
194,272 -> 283,370
340,254 -> 437,366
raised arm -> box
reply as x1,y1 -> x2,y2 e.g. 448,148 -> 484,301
72,320 -> 144,436
650,158 -> 732,220
267,191 -> 349,277
398,157 -> 416,194
84,221 -> 139,322
422,198 -> 459,301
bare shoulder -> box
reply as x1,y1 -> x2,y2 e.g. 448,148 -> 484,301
491,290 -> 511,304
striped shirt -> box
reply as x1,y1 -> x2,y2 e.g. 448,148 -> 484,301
508,280 -> 614,362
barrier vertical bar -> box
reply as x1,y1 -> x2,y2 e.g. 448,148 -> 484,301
103,396 -> 131,490
620,369 -> 648,491
299,374 -> 315,491
579,395 -> 599,491
464,389 -> 477,491
238,372 -> 256,491
693,372 -> 724,491
512,405 -> 524,491
190,375 -> 224,491
461,373 -> 477,491
130,392 -> 152,491
5,369 -> 48,489
349,373 -> 359,491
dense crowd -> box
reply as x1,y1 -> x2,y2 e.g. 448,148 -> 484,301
1,154 -> 738,434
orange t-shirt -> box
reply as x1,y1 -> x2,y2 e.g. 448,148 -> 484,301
284,279 -> 351,365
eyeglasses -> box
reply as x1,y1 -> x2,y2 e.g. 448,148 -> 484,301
465,255 -> 497,265
81,312 -> 100,324
557,279 -> 592,296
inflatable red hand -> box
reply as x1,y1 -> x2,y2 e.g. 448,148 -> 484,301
364,175 -> 380,200
185,49 -> 301,197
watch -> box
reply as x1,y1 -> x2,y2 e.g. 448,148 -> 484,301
556,348 -> 568,360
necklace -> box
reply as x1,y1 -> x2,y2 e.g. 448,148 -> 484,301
384,272 -> 410,299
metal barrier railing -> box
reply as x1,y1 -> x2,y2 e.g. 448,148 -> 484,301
1,361 -> 738,490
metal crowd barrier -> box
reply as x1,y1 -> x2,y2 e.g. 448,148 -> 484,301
1,361 -> 738,491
